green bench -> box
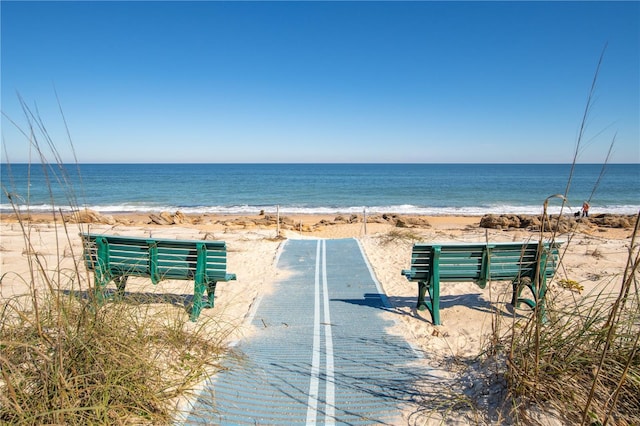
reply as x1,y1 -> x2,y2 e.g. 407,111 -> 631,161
401,241 -> 562,325
80,233 -> 237,321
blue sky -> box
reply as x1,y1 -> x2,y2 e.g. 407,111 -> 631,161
1,1 -> 638,163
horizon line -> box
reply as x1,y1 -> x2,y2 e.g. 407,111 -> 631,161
2,161 -> 639,166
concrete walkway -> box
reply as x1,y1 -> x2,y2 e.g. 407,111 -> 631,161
180,238 -> 431,425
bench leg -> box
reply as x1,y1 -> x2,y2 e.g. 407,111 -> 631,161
417,281 -> 428,311
429,279 -> 441,326
417,281 -> 441,326
512,277 -> 548,322
512,277 -> 536,309
93,267 -> 109,305
191,280 -> 205,322
204,282 -> 217,309
114,276 -> 128,299
191,280 -> 218,321
93,274 -> 128,306
94,278 -> 106,306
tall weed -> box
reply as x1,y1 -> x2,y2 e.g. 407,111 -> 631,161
1,102 -> 229,424
499,47 -> 639,425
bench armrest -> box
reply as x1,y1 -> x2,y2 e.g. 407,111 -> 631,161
401,269 -> 416,280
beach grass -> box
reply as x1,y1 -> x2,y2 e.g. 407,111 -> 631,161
1,287 -> 227,424
491,51 -> 640,425
1,109 -> 231,424
406,51 -> 640,425
501,215 -> 639,425
0,207 -> 230,425
378,228 -> 423,244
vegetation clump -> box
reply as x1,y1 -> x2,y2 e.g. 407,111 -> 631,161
0,107 -> 229,424
378,229 -> 423,244
503,252 -> 639,425
557,278 -> 584,293
0,232 -> 227,425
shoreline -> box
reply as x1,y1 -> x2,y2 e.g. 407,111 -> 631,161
3,205 -> 639,216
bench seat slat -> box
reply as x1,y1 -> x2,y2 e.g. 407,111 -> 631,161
109,251 -> 148,260
109,266 -> 149,276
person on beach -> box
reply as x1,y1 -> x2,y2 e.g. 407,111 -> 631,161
582,201 -> 590,217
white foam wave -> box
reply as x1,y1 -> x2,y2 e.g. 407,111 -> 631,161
2,203 -> 638,216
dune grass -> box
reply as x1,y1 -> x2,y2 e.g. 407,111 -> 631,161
1,286 -> 227,424
378,228 -> 424,244
0,212 -> 231,425
1,104 -> 231,424
492,49 -> 639,425
502,215 -> 639,425
405,49 -> 639,425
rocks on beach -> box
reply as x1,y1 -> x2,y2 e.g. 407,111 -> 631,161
149,211 -> 187,225
215,212 -> 431,232
479,213 -> 636,232
10,209 -> 633,235
50,209 -> 432,231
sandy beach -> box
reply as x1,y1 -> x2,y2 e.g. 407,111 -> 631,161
0,211 -> 634,423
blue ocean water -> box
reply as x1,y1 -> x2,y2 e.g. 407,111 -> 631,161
1,163 -> 638,216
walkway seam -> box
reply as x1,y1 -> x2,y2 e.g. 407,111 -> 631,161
305,240 -> 322,423
322,240 -> 336,425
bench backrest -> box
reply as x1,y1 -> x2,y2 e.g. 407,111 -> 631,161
407,241 -> 561,288
81,233 -> 230,283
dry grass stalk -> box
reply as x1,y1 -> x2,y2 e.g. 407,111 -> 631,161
1,102 -> 231,424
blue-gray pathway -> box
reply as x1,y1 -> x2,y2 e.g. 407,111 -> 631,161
181,238 -> 431,425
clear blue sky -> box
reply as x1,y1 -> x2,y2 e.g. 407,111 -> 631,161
1,1 -> 638,163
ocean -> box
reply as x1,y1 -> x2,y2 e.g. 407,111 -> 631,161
1,163 -> 638,216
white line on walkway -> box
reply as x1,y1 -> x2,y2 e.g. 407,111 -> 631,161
322,239 -> 336,425
355,238 -> 424,358
306,240 -> 322,424
355,238 -> 391,308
